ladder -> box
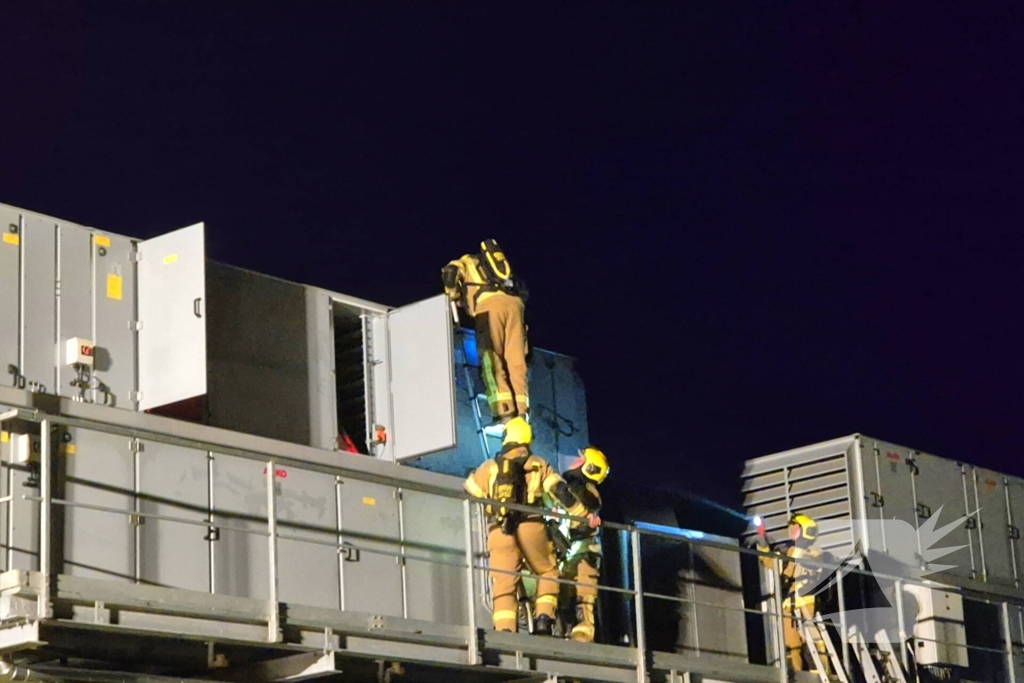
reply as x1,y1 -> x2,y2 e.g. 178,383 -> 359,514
872,629 -> 909,683
797,606 -> 908,683
451,303 -> 502,462
799,610 -> 850,683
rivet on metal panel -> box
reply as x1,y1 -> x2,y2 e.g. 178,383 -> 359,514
369,615 -> 385,630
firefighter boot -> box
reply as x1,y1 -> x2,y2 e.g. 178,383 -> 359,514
533,614 -> 554,636
570,602 -> 595,643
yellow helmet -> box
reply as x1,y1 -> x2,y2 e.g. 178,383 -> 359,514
789,513 -> 818,542
577,446 -> 609,484
502,417 -> 532,446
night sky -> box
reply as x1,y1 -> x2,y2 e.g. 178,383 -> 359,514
3,3 -> 1022,508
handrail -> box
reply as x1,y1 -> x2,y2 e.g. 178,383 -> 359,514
3,399 -> 1020,682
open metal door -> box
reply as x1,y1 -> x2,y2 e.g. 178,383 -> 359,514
387,294 -> 456,460
137,223 -> 207,411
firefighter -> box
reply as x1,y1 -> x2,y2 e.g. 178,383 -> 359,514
442,240 -> 528,429
555,446 -> 609,643
759,513 -> 823,672
463,417 -> 594,635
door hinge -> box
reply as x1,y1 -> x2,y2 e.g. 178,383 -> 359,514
204,526 -> 220,542
965,517 -> 978,530
129,513 -> 145,527
130,250 -> 142,263
1009,525 -> 1021,541
129,320 -> 142,332
869,491 -> 885,508
916,503 -> 932,519
130,390 -> 143,403
128,438 -> 144,454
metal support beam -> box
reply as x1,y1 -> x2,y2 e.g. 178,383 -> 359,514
771,558 -> 787,683
463,498 -> 480,665
0,622 -> 44,654
1003,601 -> 1017,683
38,418 -> 52,620
267,459 -> 281,643
630,528 -> 647,683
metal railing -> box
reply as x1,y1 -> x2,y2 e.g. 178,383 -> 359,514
2,405 -> 1021,683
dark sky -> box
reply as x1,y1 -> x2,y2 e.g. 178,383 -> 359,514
3,2 -> 1022,507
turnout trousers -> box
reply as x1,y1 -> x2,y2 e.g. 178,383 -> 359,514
474,293 -> 528,420
561,544 -> 601,642
487,520 -> 559,632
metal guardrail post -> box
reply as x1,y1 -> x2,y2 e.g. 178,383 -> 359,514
1003,601 -> 1017,683
894,579 -> 908,670
630,528 -> 648,683
37,419 -> 52,620
266,460 -> 281,643
463,499 -> 480,665
837,567 -> 848,673
772,557 -> 787,683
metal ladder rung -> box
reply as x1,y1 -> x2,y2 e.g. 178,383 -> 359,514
800,611 -> 850,683
848,630 -> 883,683
873,629 -> 909,683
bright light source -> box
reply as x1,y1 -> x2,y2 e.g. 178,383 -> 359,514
753,515 -> 762,526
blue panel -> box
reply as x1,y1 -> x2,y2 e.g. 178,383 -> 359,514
455,327 -> 480,368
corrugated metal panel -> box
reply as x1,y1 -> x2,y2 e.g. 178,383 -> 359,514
21,214 -> 57,392
0,208 -> 21,386
93,233 -> 136,409
910,452 -> 975,580
62,427 -> 134,582
1006,477 -> 1024,588
57,224 -> 93,398
971,468 -> 1015,587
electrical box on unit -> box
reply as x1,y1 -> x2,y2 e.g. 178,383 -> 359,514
65,337 -> 95,368
903,584 -> 965,622
913,619 -> 969,668
7,433 -> 37,465
903,584 -> 968,668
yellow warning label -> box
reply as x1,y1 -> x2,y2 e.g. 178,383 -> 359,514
65,444 -> 77,455
163,253 -> 178,265
94,235 -> 111,248
362,497 -> 376,506
0,431 -> 7,443
2,233 -> 18,246
107,274 -> 123,301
